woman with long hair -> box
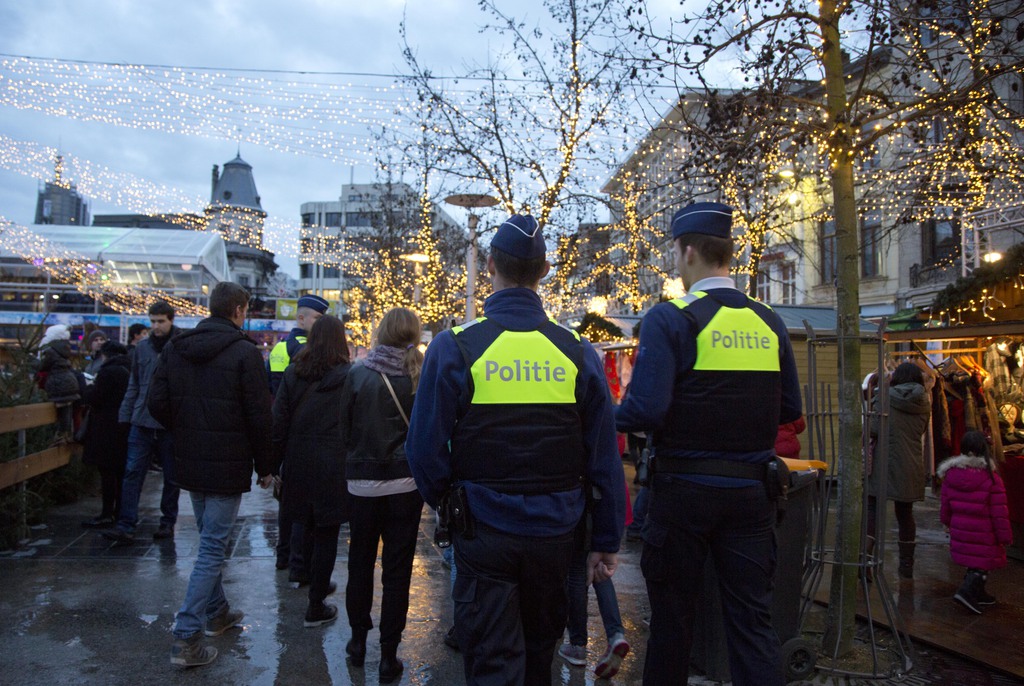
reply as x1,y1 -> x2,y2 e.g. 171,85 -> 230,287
272,315 -> 352,628
342,307 -> 424,684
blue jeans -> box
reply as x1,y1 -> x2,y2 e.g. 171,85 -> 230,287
442,542 -> 456,595
627,486 -> 651,536
641,475 -> 781,686
116,425 -> 178,533
173,492 -> 242,639
566,546 -> 624,646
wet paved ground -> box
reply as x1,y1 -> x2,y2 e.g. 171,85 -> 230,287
1,469 -> 1021,685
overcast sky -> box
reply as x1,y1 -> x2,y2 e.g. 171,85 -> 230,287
2,0 -> 656,277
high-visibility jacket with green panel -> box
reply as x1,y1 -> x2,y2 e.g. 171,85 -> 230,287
450,317 -> 587,496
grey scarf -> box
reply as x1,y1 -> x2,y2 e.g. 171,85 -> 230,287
362,345 -> 407,377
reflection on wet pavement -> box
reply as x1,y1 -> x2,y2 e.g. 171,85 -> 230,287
0,470 -> 1020,685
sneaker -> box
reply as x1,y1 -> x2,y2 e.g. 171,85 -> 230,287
954,590 -> 983,615
102,529 -> 135,545
443,625 -> 460,650
304,602 -> 338,628
81,515 -> 115,529
978,590 -> 997,606
625,528 -> 642,542
558,643 -> 587,667
594,633 -> 630,679
170,635 -> 218,667
154,525 -> 174,540
204,606 -> 244,637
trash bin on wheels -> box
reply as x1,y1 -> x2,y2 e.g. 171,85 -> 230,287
690,460 -> 824,683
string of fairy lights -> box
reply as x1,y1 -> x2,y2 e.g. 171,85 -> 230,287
1,18 -> 1022,325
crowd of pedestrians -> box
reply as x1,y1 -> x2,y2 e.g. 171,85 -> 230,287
38,200 -> 998,686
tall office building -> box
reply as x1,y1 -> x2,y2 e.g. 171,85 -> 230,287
34,154 -> 90,226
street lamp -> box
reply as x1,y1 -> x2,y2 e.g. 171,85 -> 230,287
444,193 -> 500,322
400,252 -> 430,305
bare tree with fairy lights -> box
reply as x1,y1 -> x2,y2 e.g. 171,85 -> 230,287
623,0 -> 1024,661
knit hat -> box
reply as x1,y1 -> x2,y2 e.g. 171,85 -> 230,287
296,294 -> 330,314
670,202 -> 734,240
40,324 -> 70,348
491,214 -> 546,260
86,330 -> 108,346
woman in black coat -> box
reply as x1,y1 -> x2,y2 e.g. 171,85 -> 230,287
81,341 -> 131,528
272,315 -> 352,628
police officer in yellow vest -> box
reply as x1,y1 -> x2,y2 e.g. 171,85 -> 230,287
406,214 -> 625,686
268,293 -> 328,574
268,294 -> 329,395
616,202 -> 802,686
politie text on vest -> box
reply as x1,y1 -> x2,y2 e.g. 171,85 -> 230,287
484,359 -> 567,383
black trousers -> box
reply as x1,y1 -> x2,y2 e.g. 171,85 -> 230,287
642,475 -> 782,686
453,523 -> 574,686
305,517 -> 340,606
345,489 -> 424,646
98,464 -> 124,519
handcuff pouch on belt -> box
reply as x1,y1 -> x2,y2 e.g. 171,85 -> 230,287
438,485 -> 476,542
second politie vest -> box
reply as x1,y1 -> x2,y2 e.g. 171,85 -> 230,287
450,317 -> 587,496
657,291 -> 784,455
268,334 -> 307,373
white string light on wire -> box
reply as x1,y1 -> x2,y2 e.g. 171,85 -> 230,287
0,54 -> 650,271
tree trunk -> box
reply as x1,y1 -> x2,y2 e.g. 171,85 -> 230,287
819,0 -> 863,658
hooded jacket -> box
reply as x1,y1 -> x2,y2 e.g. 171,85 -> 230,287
938,454 -> 1013,570
870,382 -> 932,502
272,362 -> 352,525
38,339 -> 82,402
148,316 -> 274,495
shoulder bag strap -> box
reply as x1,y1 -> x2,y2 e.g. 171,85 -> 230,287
379,372 -> 410,427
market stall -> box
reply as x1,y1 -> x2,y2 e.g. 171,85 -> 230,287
886,320 -> 1024,560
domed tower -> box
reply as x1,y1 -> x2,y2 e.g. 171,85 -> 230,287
206,153 -> 266,247
205,153 -> 277,292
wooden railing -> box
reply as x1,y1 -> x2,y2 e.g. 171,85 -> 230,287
0,403 -> 77,490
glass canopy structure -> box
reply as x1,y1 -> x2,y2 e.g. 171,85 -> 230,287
0,224 -> 229,313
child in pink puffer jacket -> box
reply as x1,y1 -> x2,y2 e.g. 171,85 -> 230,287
938,430 -> 1013,614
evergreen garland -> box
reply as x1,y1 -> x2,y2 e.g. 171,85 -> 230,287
576,311 -> 625,343
932,242 -> 1024,314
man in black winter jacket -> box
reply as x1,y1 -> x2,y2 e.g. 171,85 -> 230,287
149,282 -> 275,668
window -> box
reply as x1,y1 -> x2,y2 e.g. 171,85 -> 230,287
301,213 -> 315,228
919,1 -> 968,46
861,214 -> 882,278
346,212 -> 377,227
756,268 -> 771,302
324,212 -> 342,227
819,219 -> 837,285
238,274 -> 250,288
921,207 -> 960,266
929,117 -> 946,145
780,262 -> 796,304
300,264 -> 312,279
1008,74 -> 1024,115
